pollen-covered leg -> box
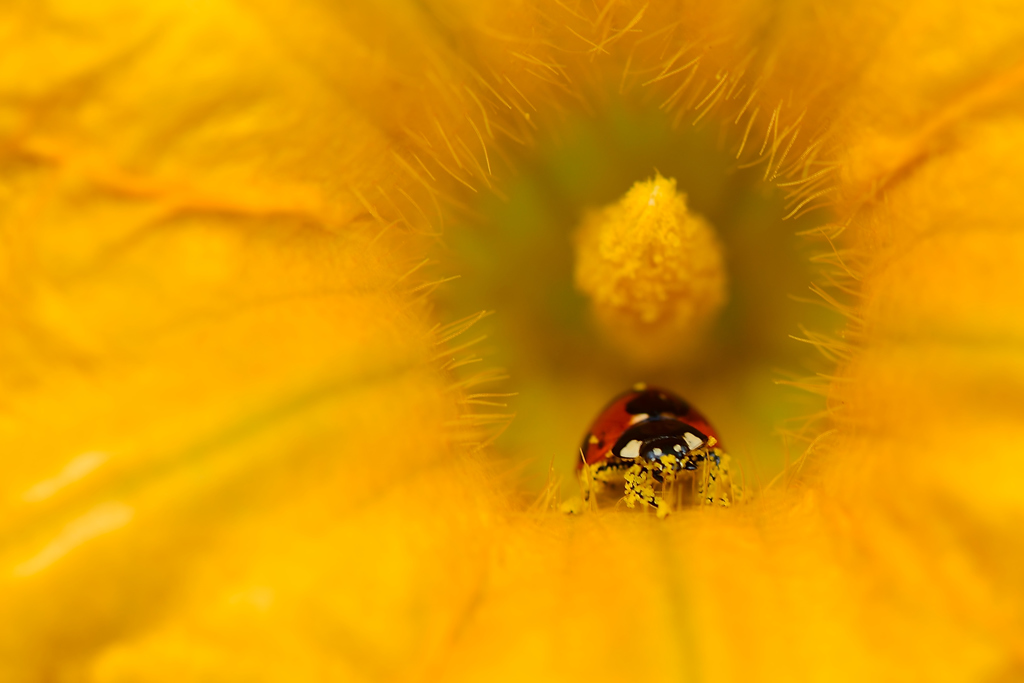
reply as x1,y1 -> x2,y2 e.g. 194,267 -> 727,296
696,447 -> 740,506
572,458 -> 633,511
571,461 -> 597,513
623,463 -> 669,515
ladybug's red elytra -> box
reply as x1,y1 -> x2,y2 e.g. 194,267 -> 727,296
576,383 -> 737,514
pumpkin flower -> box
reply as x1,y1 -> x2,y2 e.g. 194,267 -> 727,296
2,1 -> 1024,681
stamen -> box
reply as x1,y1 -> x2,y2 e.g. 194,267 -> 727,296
572,173 -> 727,364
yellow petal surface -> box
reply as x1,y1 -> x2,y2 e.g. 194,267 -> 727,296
1,1 -> 1023,681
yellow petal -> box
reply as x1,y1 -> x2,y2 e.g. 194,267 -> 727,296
2,0 -> 1023,681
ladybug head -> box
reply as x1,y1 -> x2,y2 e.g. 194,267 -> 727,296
612,418 -> 709,469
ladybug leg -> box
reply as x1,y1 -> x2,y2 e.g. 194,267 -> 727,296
621,463 -> 650,508
579,461 -> 610,510
694,450 -> 712,505
578,462 -> 594,505
696,446 -> 738,506
578,459 -> 630,510
623,463 -> 671,516
717,450 -> 741,505
655,455 -> 682,510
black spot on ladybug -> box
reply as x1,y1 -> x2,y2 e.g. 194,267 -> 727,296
625,389 -> 690,418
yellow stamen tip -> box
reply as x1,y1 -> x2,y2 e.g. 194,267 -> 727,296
573,173 -> 727,364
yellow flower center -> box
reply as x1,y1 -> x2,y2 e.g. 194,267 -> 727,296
436,102 -> 841,494
573,173 -> 727,365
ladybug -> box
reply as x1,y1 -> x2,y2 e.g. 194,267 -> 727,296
577,383 -> 736,513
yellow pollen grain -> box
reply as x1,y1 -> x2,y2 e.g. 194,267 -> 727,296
573,173 -> 727,364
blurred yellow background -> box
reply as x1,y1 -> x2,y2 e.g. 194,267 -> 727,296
2,0 -> 1023,681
